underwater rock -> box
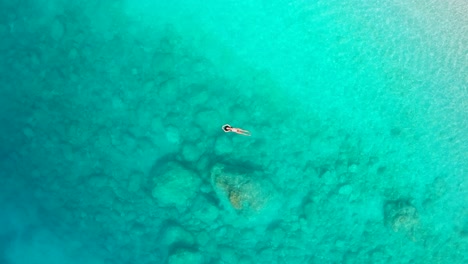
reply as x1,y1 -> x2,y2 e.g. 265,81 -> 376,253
152,162 -> 201,210
218,246 -> 238,263
192,196 -> 220,224
50,18 -> 65,41
384,200 -> 419,238
162,223 -> 194,247
151,51 -> 176,77
429,176 -> 447,200
159,223 -> 201,262
127,171 -> 143,193
181,142 -> 204,162
22,126 -> 35,139
167,248 -> 204,264
158,78 -> 183,104
348,163 -> 358,173
165,126 -> 181,145
338,184 -> 353,196
195,231 -> 210,246
210,163 -> 277,218
238,256 -> 254,264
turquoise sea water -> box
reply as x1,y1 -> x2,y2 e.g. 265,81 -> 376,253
0,0 -> 466,263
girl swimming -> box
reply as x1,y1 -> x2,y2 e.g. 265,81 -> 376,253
222,124 -> 251,136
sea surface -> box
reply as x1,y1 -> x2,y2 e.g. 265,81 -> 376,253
0,0 -> 467,263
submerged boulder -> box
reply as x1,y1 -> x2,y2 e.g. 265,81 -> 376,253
161,223 -> 195,247
210,163 -> 279,221
152,162 -> 201,211
384,200 -> 419,239
167,248 -> 204,264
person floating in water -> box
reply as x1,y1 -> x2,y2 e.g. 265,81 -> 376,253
222,124 -> 251,136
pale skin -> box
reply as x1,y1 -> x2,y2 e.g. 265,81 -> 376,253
222,124 -> 251,136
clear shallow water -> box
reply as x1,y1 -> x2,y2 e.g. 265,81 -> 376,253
0,0 -> 466,263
